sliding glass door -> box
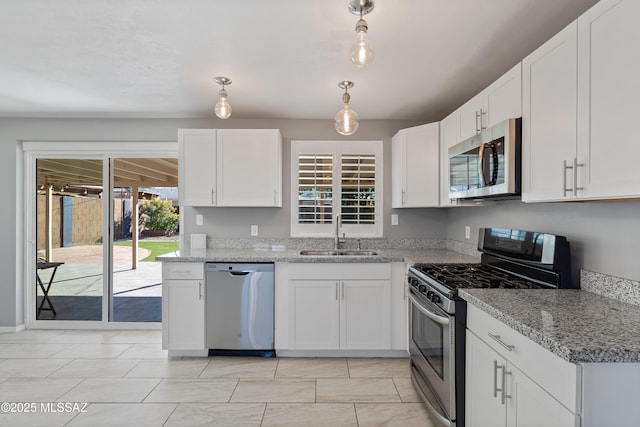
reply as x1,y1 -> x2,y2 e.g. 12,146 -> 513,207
111,158 -> 179,322
27,145 -> 179,327
36,159 -> 105,321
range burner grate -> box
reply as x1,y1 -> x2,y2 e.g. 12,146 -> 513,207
413,263 -> 545,290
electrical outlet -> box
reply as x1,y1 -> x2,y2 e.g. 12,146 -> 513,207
465,226 -> 471,239
391,214 -> 399,226
196,214 -> 203,226
251,225 -> 258,236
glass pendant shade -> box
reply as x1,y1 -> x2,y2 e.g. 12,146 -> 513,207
334,104 -> 360,135
350,28 -> 374,67
213,76 -> 232,119
215,93 -> 232,119
334,81 -> 359,135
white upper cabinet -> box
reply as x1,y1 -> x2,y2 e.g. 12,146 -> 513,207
216,129 -> 282,207
392,122 -> 440,208
179,129 -> 282,207
458,92 -> 485,141
523,0 -> 640,202
179,129 -> 217,206
576,0 -> 640,200
439,111 -> 460,206
457,63 -> 523,142
522,22 -> 579,202
483,63 -> 522,129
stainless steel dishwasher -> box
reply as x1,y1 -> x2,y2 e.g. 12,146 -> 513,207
205,263 -> 275,357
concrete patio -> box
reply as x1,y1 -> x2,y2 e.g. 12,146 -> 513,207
35,243 -> 177,322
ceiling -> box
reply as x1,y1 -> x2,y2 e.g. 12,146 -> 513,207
37,158 -> 178,189
0,0 -> 598,122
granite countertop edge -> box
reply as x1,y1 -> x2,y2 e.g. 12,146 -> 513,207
459,289 -> 640,364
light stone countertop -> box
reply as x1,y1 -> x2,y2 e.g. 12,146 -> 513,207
157,247 -> 480,265
459,288 -> 640,364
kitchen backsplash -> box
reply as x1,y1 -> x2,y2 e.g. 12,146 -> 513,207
203,236 -> 480,258
580,270 -> 640,306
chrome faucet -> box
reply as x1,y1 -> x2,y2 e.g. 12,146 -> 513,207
335,214 -> 346,250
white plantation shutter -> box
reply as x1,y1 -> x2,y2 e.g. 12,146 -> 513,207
291,141 -> 382,237
297,154 -> 334,224
340,154 -> 376,225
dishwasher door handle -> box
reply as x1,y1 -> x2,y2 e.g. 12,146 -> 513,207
228,271 -> 251,276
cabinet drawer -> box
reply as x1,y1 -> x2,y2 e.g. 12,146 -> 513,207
467,304 -> 580,413
162,262 -> 204,280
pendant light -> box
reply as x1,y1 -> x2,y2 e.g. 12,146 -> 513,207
348,0 -> 375,68
213,76 -> 232,119
334,81 -> 359,136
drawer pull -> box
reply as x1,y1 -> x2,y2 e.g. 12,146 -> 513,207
488,333 -> 515,352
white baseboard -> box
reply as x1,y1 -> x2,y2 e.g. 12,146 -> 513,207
167,349 -> 209,358
0,324 -> 26,333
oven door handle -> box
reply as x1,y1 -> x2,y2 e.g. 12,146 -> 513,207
409,293 -> 450,325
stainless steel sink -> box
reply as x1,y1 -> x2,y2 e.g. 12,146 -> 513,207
299,250 -> 340,256
299,250 -> 378,256
336,250 -> 378,256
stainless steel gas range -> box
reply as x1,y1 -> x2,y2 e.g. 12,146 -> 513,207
407,227 -> 575,427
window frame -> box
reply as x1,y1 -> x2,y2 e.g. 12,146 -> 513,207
290,140 -> 383,238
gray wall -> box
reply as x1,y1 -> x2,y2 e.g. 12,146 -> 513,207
446,200 -> 640,282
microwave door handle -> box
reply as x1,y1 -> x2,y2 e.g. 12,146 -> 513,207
490,143 -> 499,185
479,143 -> 489,186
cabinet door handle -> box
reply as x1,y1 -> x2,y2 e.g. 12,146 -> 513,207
401,190 -> 406,205
199,282 -> 203,300
488,333 -> 515,351
573,158 -> 584,196
563,160 -> 573,196
501,369 -> 512,404
336,282 -> 339,300
341,282 -> 345,300
211,189 -> 216,205
475,110 -> 481,134
493,360 -> 504,398
274,189 -> 278,205
480,109 -> 487,131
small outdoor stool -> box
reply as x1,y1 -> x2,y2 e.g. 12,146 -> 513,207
36,261 -> 64,318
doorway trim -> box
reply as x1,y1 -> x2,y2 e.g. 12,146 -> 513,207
23,141 -> 178,329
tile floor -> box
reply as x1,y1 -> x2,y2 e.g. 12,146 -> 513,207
0,329 -> 433,426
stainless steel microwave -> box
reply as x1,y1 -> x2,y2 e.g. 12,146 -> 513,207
448,117 -> 521,200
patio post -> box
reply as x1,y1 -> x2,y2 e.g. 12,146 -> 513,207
45,184 -> 53,262
132,185 -> 139,269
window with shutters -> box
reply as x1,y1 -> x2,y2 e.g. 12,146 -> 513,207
291,140 -> 382,237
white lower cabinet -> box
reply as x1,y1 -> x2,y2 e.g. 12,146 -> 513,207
466,305 -> 580,427
466,331 -> 578,427
161,263 -> 205,351
289,280 -> 340,349
341,280 -> 391,349
285,263 -> 391,351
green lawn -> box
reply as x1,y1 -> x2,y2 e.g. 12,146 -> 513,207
113,240 -> 179,262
